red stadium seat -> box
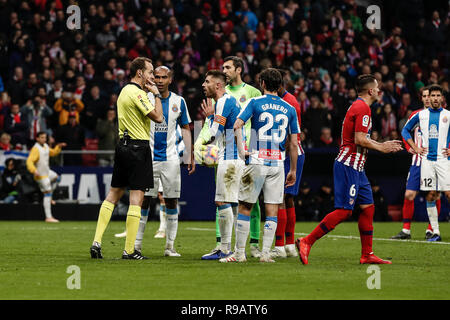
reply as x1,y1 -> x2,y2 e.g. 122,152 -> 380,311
387,204 -> 402,222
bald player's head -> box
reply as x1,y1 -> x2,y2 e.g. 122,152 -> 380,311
154,66 -> 173,94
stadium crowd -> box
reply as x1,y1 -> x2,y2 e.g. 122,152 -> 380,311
0,0 -> 449,217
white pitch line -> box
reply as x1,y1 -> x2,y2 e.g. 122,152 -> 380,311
185,227 -> 450,245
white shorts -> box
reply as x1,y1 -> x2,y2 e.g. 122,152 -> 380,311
215,159 -> 245,203
420,158 -> 450,191
239,164 -> 285,204
145,160 -> 181,198
37,170 -> 58,193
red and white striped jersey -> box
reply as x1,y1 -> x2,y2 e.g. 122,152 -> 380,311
336,98 -> 372,171
402,108 -> 424,166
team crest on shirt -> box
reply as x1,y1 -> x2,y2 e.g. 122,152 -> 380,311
172,104 -> 178,112
239,95 -> 246,103
443,116 -> 448,123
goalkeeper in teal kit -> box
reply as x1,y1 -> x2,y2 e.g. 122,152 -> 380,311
196,56 -> 263,259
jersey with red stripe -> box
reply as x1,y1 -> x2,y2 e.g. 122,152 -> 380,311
402,108 -> 424,166
281,90 -> 304,155
336,98 -> 372,171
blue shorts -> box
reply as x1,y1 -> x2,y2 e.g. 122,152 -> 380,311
405,165 -> 420,191
284,154 -> 305,196
334,161 -> 373,210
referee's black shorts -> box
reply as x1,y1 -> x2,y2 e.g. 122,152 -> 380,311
111,139 -> 153,191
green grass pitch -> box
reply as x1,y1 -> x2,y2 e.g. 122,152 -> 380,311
0,220 -> 449,300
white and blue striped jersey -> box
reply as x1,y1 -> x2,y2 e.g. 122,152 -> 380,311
208,93 -> 241,161
238,94 -> 300,166
402,107 -> 450,161
149,92 -> 191,162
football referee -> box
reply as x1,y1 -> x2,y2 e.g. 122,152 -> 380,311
90,57 -> 163,260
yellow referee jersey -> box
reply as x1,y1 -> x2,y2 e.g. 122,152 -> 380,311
117,82 -> 155,140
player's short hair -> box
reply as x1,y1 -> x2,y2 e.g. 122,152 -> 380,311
205,70 -> 227,84
421,85 -> 430,95
129,57 -> 152,78
155,65 -> 173,78
259,68 -> 282,92
355,74 -> 377,94
277,68 -> 288,87
224,56 -> 244,74
428,84 -> 443,95
36,131 -> 47,138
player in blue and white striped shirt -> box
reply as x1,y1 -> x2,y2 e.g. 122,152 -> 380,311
221,68 -> 299,263
134,66 -> 195,256
200,70 -> 244,260
402,85 -> 450,241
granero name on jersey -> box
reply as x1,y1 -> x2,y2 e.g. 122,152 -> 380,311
261,103 -> 288,114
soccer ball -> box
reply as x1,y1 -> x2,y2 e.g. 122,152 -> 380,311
203,144 -> 219,166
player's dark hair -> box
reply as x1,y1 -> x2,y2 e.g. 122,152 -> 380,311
36,131 -> 47,138
130,57 -> 152,78
355,74 -> 377,94
259,68 -> 282,92
224,56 -> 244,75
205,70 -> 227,84
428,84 -> 443,95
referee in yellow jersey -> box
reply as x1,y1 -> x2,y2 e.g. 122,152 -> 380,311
90,57 -> 163,260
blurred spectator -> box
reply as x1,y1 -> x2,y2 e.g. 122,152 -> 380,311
53,91 -> 84,126
20,95 -> 53,147
316,127 -> 338,148
81,85 -> 107,138
303,95 -> 332,147
371,179 -> 391,221
296,181 -> 319,221
0,158 -> 21,203
56,112 -> 85,166
4,103 -> 28,147
381,103 -> 397,139
315,180 -> 334,220
96,108 -> 118,167
0,132 -> 12,150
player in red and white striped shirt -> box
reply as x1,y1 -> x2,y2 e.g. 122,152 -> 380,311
296,74 -> 403,265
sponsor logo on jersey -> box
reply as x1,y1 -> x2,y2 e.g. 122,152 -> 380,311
429,124 -> 439,139
214,114 -> 226,126
258,148 -> 281,160
154,116 -> 168,132
362,115 -> 370,127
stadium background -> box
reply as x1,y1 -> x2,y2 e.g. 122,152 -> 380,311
0,0 -> 449,222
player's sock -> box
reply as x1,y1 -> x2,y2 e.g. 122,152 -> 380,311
231,203 -> 238,251
93,200 -> 115,245
304,209 -> 352,245
235,213 -> 250,255
358,204 -> 374,256
426,201 -> 440,235
165,208 -> 179,250
427,199 -> 441,232
43,193 -> 53,219
250,201 -> 261,246
218,204 -> 233,253
158,204 -> 167,232
124,205 -> 141,254
261,216 -> 277,256
215,206 -> 221,247
135,208 -> 149,252
401,199 -> 414,234
275,208 -> 287,247
285,207 -> 296,245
